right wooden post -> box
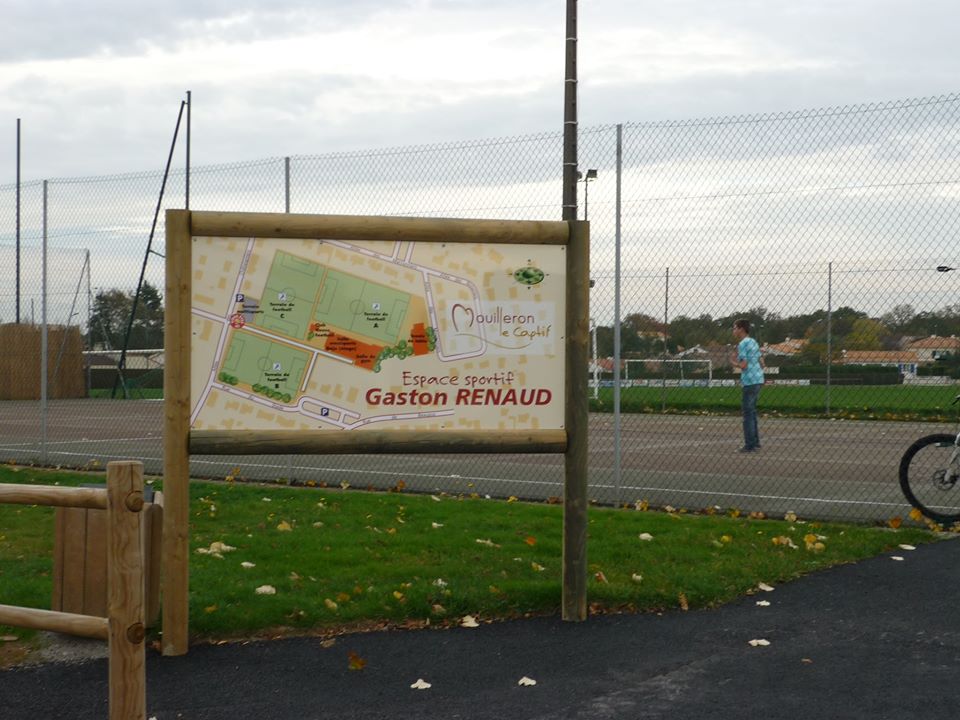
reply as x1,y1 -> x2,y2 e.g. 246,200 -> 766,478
563,220 -> 590,621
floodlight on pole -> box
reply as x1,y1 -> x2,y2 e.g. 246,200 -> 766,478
577,169 -> 598,221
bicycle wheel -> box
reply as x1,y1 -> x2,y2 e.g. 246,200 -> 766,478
899,433 -> 960,525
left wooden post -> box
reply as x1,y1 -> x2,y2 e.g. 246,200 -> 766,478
163,209 -> 191,655
106,461 -> 146,720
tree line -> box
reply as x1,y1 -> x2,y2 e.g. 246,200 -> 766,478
595,304 -> 960,363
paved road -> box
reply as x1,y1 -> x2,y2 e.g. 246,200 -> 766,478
2,536 -> 958,719
0,399 -> 952,521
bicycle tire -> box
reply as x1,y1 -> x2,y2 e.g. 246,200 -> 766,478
899,433 -> 960,525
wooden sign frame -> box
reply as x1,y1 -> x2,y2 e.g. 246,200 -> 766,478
163,209 -> 589,656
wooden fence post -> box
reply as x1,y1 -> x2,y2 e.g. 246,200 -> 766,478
106,461 -> 146,720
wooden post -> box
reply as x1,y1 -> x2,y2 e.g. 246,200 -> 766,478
163,209 -> 192,655
563,220 -> 590,621
106,461 -> 146,720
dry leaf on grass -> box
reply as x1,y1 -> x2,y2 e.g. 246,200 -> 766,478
410,679 -> 431,690
891,556 -> 905,561
276,521 -> 293,532
638,533 -> 653,541
255,585 -> 276,595
898,544 -> 916,551
518,677 -> 537,686
748,639 -> 771,647
240,561 -> 256,569
461,615 -> 479,628
757,583 -> 775,592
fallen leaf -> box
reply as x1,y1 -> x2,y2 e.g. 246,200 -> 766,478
531,562 -> 545,572
430,495 -> 442,502
476,538 -> 501,548
748,511 -> 766,520
801,658 -> 814,664
909,508 -> 924,522
204,605 -> 218,614
241,561 -> 256,569
321,639 -> 337,648
336,592 -> 352,603
433,578 -> 448,588
758,583 -> 775,592
507,496 -> 518,503
524,536 -> 537,546
631,573 -> 643,583
461,615 -> 479,628
663,505 -> 676,513
748,639 -> 771,647
638,533 -> 653,541
431,604 -> 447,615
756,600 -> 771,607
348,651 -> 367,671
340,481 -> 350,490
720,535 -> 733,544
0,635 -> 18,642
888,516 -> 903,529
276,521 -> 293,532
784,511 -> 798,522
255,585 -> 276,595
891,556 -> 905,561
262,497 -> 272,502
325,598 -> 339,610
393,591 -> 405,601
594,571 -> 609,584
898,544 -> 916,551
678,593 -> 689,611
431,522 -> 444,529
518,676 -> 537,686
635,499 -> 649,511
410,679 -> 431,690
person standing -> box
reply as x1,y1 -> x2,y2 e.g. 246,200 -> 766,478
732,319 -> 764,452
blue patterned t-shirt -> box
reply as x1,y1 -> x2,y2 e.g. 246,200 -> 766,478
738,337 -> 764,386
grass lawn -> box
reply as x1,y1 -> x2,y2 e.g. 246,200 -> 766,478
0,464 -> 939,654
592,384 -> 959,421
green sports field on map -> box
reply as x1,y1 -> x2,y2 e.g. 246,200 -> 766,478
314,267 -> 411,345
222,331 -> 309,397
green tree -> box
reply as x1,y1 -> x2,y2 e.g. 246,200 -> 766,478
845,318 -> 889,350
88,281 -> 164,350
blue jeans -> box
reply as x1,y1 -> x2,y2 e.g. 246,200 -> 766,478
741,383 -> 761,449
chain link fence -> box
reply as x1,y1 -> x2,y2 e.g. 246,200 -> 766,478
2,93 -> 959,522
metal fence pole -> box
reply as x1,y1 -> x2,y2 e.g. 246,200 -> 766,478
613,123 -> 623,503
285,157 -> 291,213
41,180 -> 48,463
826,261 -> 833,416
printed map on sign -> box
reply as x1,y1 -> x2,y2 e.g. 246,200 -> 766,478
190,236 -> 566,431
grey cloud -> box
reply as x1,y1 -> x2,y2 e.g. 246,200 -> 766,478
3,0 -> 405,62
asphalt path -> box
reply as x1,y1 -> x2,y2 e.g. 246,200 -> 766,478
2,535 -> 958,719
0,399 -> 953,521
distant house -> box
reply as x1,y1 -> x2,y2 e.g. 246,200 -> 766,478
763,337 -> 807,357
905,335 -> 960,363
840,350 -> 919,375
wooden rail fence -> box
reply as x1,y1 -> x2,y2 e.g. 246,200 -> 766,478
0,461 -> 147,720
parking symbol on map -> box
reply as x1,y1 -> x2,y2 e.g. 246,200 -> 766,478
372,302 -> 381,311
235,293 -> 244,302
321,408 -> 329,417
273,362 -> 282,371
278,292 -> 287,301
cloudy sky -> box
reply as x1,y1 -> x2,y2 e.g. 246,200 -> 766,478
2,0 -> 960,181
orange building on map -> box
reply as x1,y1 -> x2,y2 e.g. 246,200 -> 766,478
324,333 -> 384,371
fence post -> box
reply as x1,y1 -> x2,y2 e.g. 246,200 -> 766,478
106,461 -> 146,720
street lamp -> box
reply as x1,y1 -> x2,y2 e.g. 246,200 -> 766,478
577,168 -> 597,221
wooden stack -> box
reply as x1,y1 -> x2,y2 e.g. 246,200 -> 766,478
0,323 -> 86,399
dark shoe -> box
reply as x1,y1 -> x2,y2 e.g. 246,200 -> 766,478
737,446 -> 756,453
